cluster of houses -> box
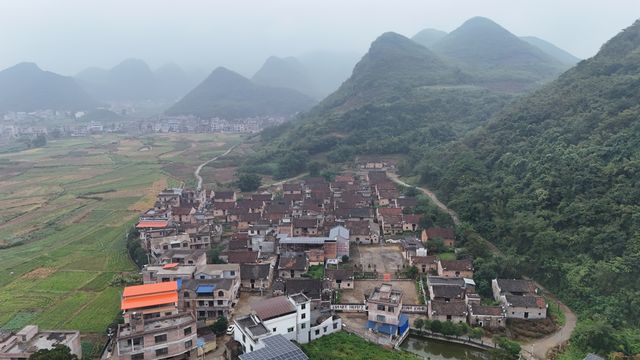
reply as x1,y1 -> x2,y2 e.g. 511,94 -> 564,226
0,169 -> 552,359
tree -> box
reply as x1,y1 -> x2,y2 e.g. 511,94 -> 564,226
341,255 -> 349,263
430,320 -> 442,333
414,319 -> 424,333
207,245 -> 227,264
32,134 -> 47,148
495,336 -> 521,359
237,173 -> 262,192
29,345 -> 78,360
469,327 -> 484,340
211,316 -> 229,335
440,321 -> 457,336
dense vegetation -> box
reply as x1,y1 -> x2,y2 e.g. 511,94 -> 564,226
301,331 -> 419,360
166,67 -> 316,119
245,32 -> 513,175
409,20 -> 640,356
431,17 -> 568,91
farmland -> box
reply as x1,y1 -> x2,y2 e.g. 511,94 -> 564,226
0,133 -> 243,352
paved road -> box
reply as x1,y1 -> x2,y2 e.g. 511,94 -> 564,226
387,171 -> 577,359
194,144 -> 238,191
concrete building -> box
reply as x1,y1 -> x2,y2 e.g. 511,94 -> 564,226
366,284 -> 409,337
112,281 -> 197,360
234,294 -> 341,356
0,325 -> 81,360
428,301 -> 468,323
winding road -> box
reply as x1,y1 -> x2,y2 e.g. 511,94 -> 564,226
386,171 -> 577,359
194,144 -> 238,191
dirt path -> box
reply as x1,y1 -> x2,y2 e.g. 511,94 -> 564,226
387,171 -> 576,359
194,144 -> 238,191
261,172 -> 307,189
387,172 -> 460,225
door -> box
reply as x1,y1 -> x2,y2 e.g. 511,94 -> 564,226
524,312 -> 529,319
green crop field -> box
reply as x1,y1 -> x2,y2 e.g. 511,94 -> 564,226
0,132 -> 244,356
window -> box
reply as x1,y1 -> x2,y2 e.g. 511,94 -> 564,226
198,311 -> 205,318
184,327 -> 192,336
315,329 -> 320,335
218,290 -> 224,296
288,327 -> 294,333
230,271 -> 235,276
250,345 -> 254,352
155,348 -> 168,356
242,334 -> 246,343
333,323 -> 338,330
161,278 -> 170,282
388,306 -> 394,313
301,313 -> 306,319
184,340 -> 193,349
184,292 -> 190,298
301,324 -> 306,329
376,315 -> 385,322
185,302 -> 190,308
132,337 -> 143,346
301,303 -> 306,310
377,304 -> 385,311
164,312 -> 172,316
154,334 -> 167,343
132,353 -> 144,360
323,326 -> 327,333
200,275 -> 205,279
272,328 -> 277,332
218,300 -> 224,305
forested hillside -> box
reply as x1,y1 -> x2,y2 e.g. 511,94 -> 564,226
412,20 -> 640,355
246,32 -> 512,178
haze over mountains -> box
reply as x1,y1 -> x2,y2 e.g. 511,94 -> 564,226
166,67 -> 316,119
0,16 -> 580,119
0,62 -> 97,113
75,59 -> 204,102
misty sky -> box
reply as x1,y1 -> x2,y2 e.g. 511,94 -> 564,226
1,0 -> 638,76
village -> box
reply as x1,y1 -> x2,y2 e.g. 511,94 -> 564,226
0,160 -> 551,360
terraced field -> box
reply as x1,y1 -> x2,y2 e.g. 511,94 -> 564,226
0,133 -> 243,357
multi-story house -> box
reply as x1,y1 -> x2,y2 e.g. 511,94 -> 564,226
180,278 -> 238,325
0,325 -> 81,360
234,293 -> 341,356
113,282 -> 197,360
366,283 -> 409,337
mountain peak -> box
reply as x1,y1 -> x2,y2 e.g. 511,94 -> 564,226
5,62 -> 42,74
411,28 -> 447,48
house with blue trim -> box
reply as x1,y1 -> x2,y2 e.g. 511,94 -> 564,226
366,283 -> 409,337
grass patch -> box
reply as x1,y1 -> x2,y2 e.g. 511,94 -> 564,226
437,252 -> 456,260
307,265 -> 325,280
302,332 -> 420,360
0,311 -> 39,331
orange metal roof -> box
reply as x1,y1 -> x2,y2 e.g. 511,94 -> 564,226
121,282 -> 178,310
121,292 -> 178,310
162,263 -> 179,269
123,281 -> 177,297
136,220 -> 169,228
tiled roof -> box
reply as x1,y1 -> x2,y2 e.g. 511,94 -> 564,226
470,303 -> 504,316
278,253 -> 308,271
252,296 -> 296,321
440,259 -> 474,271
496,279 -> 536,294
505,295 -> 546,308
431,300 -> 467,316
227,250 -> 259,264
431,285 -> 465,300
426,227 -> 455,239
240,263 -> 271,280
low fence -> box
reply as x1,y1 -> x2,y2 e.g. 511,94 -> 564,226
405,328 -> 495,350
401,304 -> 428,314
331,303 -> 366,312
